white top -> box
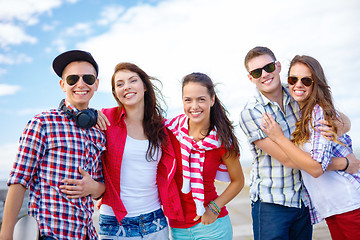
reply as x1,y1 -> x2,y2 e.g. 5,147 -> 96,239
302,139 -> 360,221
100,135 -> 161,217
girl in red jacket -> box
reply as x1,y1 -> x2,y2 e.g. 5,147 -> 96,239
98,63 -> 183,239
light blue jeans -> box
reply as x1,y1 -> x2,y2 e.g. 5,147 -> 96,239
170,215 -> 232,240
99,208 -> 169,239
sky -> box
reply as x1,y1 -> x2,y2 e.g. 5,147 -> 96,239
0,0 -> 359,180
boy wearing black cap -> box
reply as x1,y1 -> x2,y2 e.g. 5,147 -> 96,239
0,50 -> 106,240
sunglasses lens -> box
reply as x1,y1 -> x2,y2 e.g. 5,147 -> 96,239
288,77 -> 313,87
83,75 -> 96,85
287,76 -> 298,85
66,75 -> 80,86
264,62 -> 276,73
250,69 -> 262,78
301,77 -> 313,87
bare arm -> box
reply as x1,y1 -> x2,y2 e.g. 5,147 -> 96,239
261,113 -> 323,177
60,167 -> 105,199
327,153 -> 360,174
197,152 -> 245,225
254,137 -> 300,169
0,184 -> 27,240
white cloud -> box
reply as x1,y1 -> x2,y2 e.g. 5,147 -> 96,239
42,22 -> 58,31
65,23 -> 93,36
0,68 -> 7,76
50,38 -> 67,53
75,0 -> 360,154
97,5 -> 125,26
0,53 -> 32,65
0,23 -> 37,48
0,0 -> 61,23
0,0 -> 73,48
0,84 -> 21,96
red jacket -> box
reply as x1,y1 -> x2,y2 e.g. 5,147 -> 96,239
100,107 -> 184,223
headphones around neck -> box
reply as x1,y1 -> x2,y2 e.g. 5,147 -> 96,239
59,99 -> 98,129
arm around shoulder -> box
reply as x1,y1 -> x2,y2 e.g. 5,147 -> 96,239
337,111 -> 351,136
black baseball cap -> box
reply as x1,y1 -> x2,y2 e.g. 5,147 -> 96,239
52,50 -> 99,77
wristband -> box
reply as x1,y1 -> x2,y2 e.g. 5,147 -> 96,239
341,157 -> 349,171
208,203 -> 220,216
210,200 -> 221,213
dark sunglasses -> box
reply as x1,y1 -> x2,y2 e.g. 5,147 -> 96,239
249,62 -> 276,78
287,76 -> 313,87
65,74 -> 96,86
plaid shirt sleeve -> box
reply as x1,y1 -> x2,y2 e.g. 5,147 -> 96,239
333,134 -> 360,190
239,104 -> 267,144
310,105 -> 336,172
8,116 -> 46,187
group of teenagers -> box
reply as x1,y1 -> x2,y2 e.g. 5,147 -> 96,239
0,46 -> 359,240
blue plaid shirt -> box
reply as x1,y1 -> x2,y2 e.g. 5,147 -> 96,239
239,85 -> 305,208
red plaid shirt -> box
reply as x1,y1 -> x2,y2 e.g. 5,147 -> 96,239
8,100 -> 106,240
100,107 -> 184,223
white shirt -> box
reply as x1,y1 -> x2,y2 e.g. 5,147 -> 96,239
100,135 -> 161,217
302,139 -> 360,221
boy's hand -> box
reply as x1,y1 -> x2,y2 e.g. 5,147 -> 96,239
60,167 -> 96,198
96,110 -> 110,131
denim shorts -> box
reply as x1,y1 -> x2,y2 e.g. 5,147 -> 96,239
99,208 -> 169,239
170,215 -> 232,240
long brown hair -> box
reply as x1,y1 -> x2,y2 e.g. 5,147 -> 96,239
111,62 -> 166,161
289,55 -> 341,145
182,72 -> 240,157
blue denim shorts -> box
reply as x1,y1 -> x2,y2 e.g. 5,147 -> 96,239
99,208 -> 169,239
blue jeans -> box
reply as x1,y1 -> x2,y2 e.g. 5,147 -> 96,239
170,215 -> 232,240
251,200 -> 312,240
99,208 -> 169,239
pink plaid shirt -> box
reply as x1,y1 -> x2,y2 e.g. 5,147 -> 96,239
8,100 -> 105,240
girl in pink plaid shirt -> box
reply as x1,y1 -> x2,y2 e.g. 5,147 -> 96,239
261,55 -> 360,240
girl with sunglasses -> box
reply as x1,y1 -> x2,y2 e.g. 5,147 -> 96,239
94,62 -> 185,239
261,55 -> 360,240
165,72 -> 244,239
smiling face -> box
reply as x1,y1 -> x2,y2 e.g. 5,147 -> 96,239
247,54 -> 282,98
113,69 -> 146,109
288,63 -> 313,108
182,81 -> 215,127
60,61 -> 99,110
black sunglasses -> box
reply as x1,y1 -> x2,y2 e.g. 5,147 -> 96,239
65,74 -> 96,86
287,76 -> 313,87
249,62 -> 276,78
